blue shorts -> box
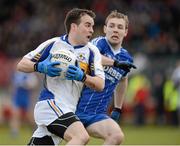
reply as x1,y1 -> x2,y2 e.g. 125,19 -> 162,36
76,112 -> 110,127
13,96 -> 30,111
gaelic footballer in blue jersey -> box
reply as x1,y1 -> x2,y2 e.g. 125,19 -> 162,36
17,8 -> 105,145
76,10 -> 136,145
10,71 -> 38,136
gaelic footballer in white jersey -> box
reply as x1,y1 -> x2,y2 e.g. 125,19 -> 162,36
24,34 -> 104,140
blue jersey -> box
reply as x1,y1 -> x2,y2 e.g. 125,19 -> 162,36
76,36 -> 133,114
12,71 -> 37,110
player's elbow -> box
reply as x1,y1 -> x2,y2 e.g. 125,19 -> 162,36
95,79 -> 105,91
17,60 -> 27,72
16,57 -> 33,73
85,76 -> 105,91
17,61 -> 22,71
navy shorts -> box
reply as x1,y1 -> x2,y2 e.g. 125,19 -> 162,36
76,112 -> 110,127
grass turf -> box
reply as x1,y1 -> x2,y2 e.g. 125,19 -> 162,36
0,124 -> 180,145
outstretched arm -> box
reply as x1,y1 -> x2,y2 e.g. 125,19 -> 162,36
111,77 -> 128,122
101,55 -> 136,72
114,77 -> 128,109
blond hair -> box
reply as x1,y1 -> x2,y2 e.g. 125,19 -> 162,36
105,10 -> 129,29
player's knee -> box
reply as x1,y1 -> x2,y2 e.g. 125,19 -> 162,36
67,129 -> 89,144
117,131 -> 124,144
110,131 -> 124,144
118,131 -> 125,144
77,131 -> 90,144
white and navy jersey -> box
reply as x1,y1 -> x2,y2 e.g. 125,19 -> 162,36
24,35 -> 104,114
76,36 -> 134,114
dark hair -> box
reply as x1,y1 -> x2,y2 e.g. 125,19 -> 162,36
105,10 -> 129,29
64,8 -> 95,33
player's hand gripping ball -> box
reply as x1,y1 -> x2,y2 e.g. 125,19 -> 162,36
51,49 -> 78,79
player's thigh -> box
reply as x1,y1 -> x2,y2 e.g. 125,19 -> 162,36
47,112 -> 79,138
86,118 -> 122,139
64,121 -> 88,141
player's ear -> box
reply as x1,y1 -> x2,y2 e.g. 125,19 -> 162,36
124,28 -> 128,37
71,23 -> 77,31
103,25 -> 107,34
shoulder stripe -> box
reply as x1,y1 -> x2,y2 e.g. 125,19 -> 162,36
31,41 -> 55,62
88,48 -> 95,76
91,36 -> 104,45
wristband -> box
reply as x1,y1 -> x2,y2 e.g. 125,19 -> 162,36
113,60 -> 118,67
113,108 -> 122,114
34,63 -> 38,72
81,73 -> 87,82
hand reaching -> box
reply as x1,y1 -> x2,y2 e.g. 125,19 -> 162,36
34,54 -> 62,77
66,65 -> 86,82
114,60 -> 137,72
111,108 -> 122,123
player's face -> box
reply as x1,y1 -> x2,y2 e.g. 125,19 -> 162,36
104,18 -> 128,48
75,14 -> 94,45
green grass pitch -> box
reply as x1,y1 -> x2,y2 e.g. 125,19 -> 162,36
0,124 -> 180,145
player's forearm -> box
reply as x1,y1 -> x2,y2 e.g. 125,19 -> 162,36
114,77 -> 128,108
17,57 -> 35,73
84,75 -> 104,91
101,55 -> 114,66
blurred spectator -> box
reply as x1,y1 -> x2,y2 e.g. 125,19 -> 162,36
128,74 -> 151,125
152,72 -> 166,125
171,60 -> 180,126
0,0 -> 180,127
0,0 -> 179,57
163,78 -> 179,126
91,0 -> 108,25
172,60 -> 180,92
10,69 -> 38,137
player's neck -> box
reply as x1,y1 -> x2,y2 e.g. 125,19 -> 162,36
68,34 -> 84,46
111,42 -> 122,50
67,35 -> 77,46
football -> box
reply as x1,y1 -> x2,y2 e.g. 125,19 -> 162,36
51,49 -> 78,79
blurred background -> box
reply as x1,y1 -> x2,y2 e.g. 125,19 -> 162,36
0,0 -> 180,145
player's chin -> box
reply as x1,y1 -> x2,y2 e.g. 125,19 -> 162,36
109,39 -> 120,45
84,37 -> 90,43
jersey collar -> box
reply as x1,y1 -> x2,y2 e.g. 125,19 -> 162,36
105,37 -> 122,55
60,34 -> 85,49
